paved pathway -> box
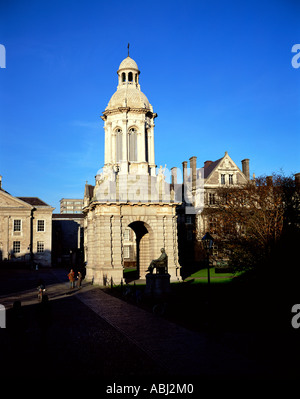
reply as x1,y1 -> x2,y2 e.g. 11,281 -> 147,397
77,288 -> 266,378
0,268 -> 280,379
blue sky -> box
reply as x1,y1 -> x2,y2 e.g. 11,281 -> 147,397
0,0 -> 299,211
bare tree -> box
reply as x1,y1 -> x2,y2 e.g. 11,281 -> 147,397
209,174 -> 299,271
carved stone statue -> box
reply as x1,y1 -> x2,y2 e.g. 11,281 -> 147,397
147,248 -> 168,274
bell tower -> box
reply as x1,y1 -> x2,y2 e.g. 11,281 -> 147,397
84,51 -> 182,285
101,53 -> 157,177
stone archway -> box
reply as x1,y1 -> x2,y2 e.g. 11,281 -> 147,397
84,203 -> 181,285
128,221 -> 153,279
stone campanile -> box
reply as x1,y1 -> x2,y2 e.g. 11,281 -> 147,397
101,55 -> 157,177
83,52 -> 181,285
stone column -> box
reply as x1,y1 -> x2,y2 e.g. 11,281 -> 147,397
111,132 -> 116,164
122,117 -> 128,162
139,232 -> 150,279
109,213 -> 124,284
148,124 -> 155,174
163,214 -> 180,281
140,120 -> 146,163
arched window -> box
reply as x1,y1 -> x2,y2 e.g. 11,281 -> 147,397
128,127 -> 137,161
122,72 -> 126,83
115,128 -> 122,162
128,72 -> 133,82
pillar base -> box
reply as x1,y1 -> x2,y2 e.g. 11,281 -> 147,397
144,273 -> 171,299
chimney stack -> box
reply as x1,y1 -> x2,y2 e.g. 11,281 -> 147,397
171,167 -> 177,186
182,161 -> 188,184
204,160 -> 213,168
241,159 -> 250,180
189,156 -> 197,192
182,161 -> 188,203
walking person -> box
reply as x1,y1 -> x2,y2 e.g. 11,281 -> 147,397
67,269 -> 75,289
37,279 -> 46,301
77,271 -> 83,288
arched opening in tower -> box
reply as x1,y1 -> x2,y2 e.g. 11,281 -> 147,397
124,221 -> 152,282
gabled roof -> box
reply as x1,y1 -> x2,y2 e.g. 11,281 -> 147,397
0,190 -> 33,209
203,158 -> 223,179
203,152 -> 248,185
17,197 -> 50,206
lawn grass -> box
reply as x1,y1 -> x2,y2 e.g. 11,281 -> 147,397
120,264 -> 245,289
122,266 -> 237,285
187,267 -> 237,283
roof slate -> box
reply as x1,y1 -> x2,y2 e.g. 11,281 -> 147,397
17,197 -> 50,206
203,157 -> 223,179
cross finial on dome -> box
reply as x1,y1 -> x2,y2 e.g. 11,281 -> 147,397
127,43 -> 130,57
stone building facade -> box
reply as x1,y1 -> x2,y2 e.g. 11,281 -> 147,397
83,55 -> 182,285
175,152 -> 251,270
60,198 -> 83,214
0,176 -> 54,267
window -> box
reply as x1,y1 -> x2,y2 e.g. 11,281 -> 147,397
186,215 -> 192,224
221,174 -> 226,184
209,193 -> 216,205
13,241 -> 20,253
128,128 -> 137,161
222,193 -> 228,204
123,229 -> 130,240
128,72 -> 133,82
229,174 -> 233,184
13,220 -> 21,232
37,241 -> 44,253
124,246 -> 130,258
37,220 -> 45,232
122,72 -> 126,82
115,128 -> 122,162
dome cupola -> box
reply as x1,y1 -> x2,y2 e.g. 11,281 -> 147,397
104,52 -> 152,112
117,56 -> 140,88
